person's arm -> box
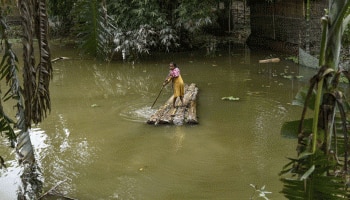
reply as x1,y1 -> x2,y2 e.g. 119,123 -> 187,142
163,75 -> 172,86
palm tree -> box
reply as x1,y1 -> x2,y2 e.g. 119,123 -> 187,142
0,0 -> 52,198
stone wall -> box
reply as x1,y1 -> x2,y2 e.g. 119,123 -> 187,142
231,0 -> 251,44
248,0 -> 328,54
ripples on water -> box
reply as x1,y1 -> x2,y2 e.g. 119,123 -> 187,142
120,104 -> 157,122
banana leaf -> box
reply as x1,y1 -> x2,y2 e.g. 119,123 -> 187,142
292,86 -> 316,111
281,118 -> 313,139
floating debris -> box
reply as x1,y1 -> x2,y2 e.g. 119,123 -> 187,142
221,96 -> 240,101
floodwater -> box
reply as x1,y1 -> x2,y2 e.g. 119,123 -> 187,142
0,44 -> 317,199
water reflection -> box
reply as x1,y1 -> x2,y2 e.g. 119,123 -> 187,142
0,160 -> 21,199
0,119 -> 97,197
172,126 -> 186,153
43,112 -> 96,196
0,128 -> 49,199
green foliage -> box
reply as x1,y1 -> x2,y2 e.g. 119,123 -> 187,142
33,0 -> 53,124
340,6 -> 350,47
71,0 -> 181,60
280,150 -> 350,200
280,2 -> 350,196
109,0 -> 167,29
109,0 -> 179,55
342,25 -> 350,46
175,0 -> 216,32
285,56 -> 298,64
281,118 -> 313,139
72,0 -> 112,60
64,0 -> 222,60
280,67 -> 350,198
292,86 -> 316,110
112,24 -> 157,59
0,7 -> 19,147
47,0 -> 76,36
159,27 -> 180,52
1,0 -> 53,198
122,25 -> 179,54
107,0 -> 183,58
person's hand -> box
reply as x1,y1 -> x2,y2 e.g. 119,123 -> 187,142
163,78 -> 169,86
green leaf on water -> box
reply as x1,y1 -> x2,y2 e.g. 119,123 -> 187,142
221,96 -> 240,101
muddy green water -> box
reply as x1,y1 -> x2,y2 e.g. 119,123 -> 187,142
0,45 -> 317,199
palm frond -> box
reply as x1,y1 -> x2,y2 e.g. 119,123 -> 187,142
19,0 -> 36,128
0,8 -> 20,147
0,105 -> 16,146
1,0 -> 52,198
32,0 -> 52,124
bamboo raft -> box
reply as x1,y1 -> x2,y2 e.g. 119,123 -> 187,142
147,83 -> 199,125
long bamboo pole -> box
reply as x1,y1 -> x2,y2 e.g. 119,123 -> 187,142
151,86 -> 164,108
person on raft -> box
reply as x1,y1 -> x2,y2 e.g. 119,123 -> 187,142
163,62 -> 184,108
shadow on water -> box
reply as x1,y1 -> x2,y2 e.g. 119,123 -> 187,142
0,44 -> 318,199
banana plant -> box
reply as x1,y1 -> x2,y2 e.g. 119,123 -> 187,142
280,1 -> 350,199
